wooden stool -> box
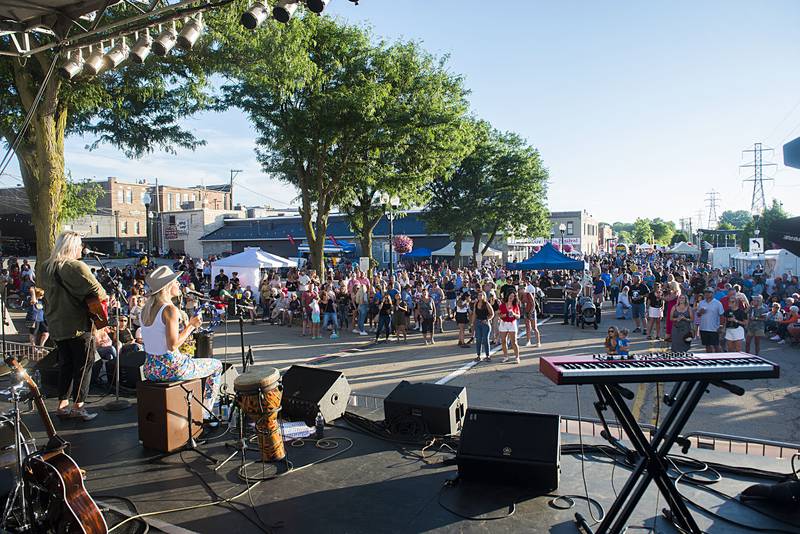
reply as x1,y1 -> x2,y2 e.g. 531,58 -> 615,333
137,378 -> 203,453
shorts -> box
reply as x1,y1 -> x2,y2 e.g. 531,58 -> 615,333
498,320 -> 518,334
746,321 -> 765,338
448,299 -> 456,310
631,303 -> 645,319
455,312 -> 469,324
724,326 -> 745,342
421,318 -> 434,334
699,330 -> 720,347
648,307 -> 663,319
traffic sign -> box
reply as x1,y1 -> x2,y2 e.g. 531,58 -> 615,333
749,238 -> 763,253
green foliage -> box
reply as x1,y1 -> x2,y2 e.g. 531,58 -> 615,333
617,230 -> 632,243
633,218 -> 654,243
670,232 -> 689,245
717,221 -> 735,231
718,210 -> 752,229
612,222 -> 635,235
741,200 -> 791,250
58,177 -> 105,223
648,218 -> 676,244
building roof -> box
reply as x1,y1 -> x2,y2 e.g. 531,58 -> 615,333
201,212 -> 443,242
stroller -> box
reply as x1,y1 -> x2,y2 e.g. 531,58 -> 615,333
576,295 -> 598,329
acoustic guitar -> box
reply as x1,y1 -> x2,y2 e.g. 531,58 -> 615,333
4,357 -> 108,534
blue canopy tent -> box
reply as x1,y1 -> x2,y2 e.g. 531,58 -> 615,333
508,243 -> 585,271
401,247 -> 432,259
297,239 -> 357,255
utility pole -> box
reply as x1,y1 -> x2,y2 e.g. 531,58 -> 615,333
705,190 -> 721,229
230,169 -> 243,210
741,142 -> 776,215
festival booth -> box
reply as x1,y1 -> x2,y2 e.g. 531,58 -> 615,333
401,247 -> 432,261
507,243 -> 585,317
431,241 -> 503,259
667,242 -> 701,256
211,247 -> 297,302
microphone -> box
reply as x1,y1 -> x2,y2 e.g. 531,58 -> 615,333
83,247 -> 110,257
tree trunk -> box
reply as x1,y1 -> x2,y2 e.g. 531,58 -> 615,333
482,222 -> 501,254
359,232 -> 373,268
471,228 -> 482,263
453,232 -> 464,268
18,110 -> 68,262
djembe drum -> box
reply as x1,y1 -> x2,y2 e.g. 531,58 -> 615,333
234,367 -> 285,462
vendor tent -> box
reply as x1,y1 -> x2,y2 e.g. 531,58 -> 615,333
431,241 -> 502,257
667,242 -> 700,256
401,247 -> 432,259
767,216 -> 800,257
507,243 -> 585,271
212,248 -> 296,301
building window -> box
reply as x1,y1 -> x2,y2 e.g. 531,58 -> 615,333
121,221 -> 128,234
167,193 -> 173,211
191,193 -> 196,202
567,222 -> 574,235
117,190 -> 123,203
182,193 -> 188,203
135,221 -> 141,234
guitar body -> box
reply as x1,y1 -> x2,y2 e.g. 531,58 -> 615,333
23,450 -> 108,534
85,295 -> 109,330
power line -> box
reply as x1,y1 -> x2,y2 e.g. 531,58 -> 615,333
740,142 -> 776,214
705,190 -> 721,229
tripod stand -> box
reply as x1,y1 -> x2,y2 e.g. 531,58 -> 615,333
1,378 -> 34,531
176,382 -> 218,464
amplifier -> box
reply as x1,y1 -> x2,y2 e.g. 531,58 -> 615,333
383,381 -> 467,436
542,299 -> 565,316
281,365 -> 351,425
457,407 -> 560,491
544,286 -> 565,299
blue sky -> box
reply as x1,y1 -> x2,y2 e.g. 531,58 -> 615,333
6,0 -> 800,225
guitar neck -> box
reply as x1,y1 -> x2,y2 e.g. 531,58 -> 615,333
34,393 -> 57,439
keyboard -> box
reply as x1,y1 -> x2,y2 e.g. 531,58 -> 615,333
540,352 -> 780,385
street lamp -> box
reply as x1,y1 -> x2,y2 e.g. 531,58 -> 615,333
381,192 -> 401,275
751,209 -> 761,237
558,223 -> 566,251
143,191 -> 152,255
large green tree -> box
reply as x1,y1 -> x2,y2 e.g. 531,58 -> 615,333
334,41 -> 472,266
633,218 -> 654,243
0,8 -> 215,260
719,209 -> 752,229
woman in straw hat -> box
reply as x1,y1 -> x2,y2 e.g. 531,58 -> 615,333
140,266 -> 222,417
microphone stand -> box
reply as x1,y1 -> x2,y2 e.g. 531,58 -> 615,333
85,252 -> 130,411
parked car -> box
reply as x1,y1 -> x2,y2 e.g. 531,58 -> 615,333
126,249 -> 146,258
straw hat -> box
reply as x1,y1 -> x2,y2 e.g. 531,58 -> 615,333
146,266 -> 181,295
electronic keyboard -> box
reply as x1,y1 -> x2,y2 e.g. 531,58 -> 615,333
540,351 -> 780,385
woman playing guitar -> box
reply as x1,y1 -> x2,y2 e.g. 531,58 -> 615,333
35,231 -> 108,422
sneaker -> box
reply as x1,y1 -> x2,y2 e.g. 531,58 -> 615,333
352,329 -> 360,334
359,331 -> 368,336
525,340 -> 532,347
514,359 -> 521,364
633,328 -> 641,333
537,342 -> 542,348
501,356 -> 510,363
770,335 -> 781,341
69,408 -> 97,422
331,333 -> 339,339
777,340 -> 785,344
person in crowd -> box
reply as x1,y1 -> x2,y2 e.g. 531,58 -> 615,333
320,290 -> 340,339
308,293 -> 322,339
617,328 -> 630,357
375,294 -> 393,342
670,294 -> 694,352
663,279 -> 680,342
93,326 -> 117,386
287,293 -> 302,327
393,293 -> 409,343
697,288 -> 725,353
745,294 -> 768,355
430,281 -> 446,334
604,326 -> 619,355
472,290 -> 494,362
628,275 -> 650,334
616,285 -> 632,320
418,288 -> 435,345
765,302 -> 783,337
498,291 -> 521,364
722,297 -> 748,352
521,283 -> 541,348
646,283 -> 664,340
455,293 -> 471,348
214,269 -> 229,289
772,305 -> 799,345
563,277 -> 579,326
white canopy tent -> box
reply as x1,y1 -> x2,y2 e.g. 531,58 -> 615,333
668,242 -> 701,256
211,248 -> 296,301
431,241 -> 503,258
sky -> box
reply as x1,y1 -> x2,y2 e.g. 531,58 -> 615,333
5,0 -> 800,226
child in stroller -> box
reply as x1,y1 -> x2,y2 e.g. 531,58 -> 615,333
576,295 -> 599,329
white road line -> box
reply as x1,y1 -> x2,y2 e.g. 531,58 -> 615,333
435,317 -> 551,385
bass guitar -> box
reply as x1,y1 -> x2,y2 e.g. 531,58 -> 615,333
4,357 -> 108,534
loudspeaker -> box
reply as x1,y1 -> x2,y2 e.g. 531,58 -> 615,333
542,300 -> 565,316
383,381 -> 467,436
118,350 -> 147,389
194,331 -> 213,359
137,378 -> 203,452
281,365 -> 351,425
457,408 -> 560,490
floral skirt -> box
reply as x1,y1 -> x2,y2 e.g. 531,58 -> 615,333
143,351 -> 223,413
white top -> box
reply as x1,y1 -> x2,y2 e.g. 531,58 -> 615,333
141,304 -> 170,355
697,298 -> 725,332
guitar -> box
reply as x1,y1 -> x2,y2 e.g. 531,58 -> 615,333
4,357 -> 108,534
85,295 -> 109,330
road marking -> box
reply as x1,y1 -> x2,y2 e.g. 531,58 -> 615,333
631,383 -> 647,421
436,318 -> 551,385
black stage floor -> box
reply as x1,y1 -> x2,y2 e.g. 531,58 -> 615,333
6,386 -> 800,534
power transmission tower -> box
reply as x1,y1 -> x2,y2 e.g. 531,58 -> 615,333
705,190 -> 721,229
741,143 -> 776,214
694,210 -> 704,232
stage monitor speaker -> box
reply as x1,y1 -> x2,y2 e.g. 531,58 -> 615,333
457,407 -> 560,491
542,300 -> 565,316
281,365 -> 351,425
544,286 -> 565,299
383,381 -> 467,436
118,350 -> 147,389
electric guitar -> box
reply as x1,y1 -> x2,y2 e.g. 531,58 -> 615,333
5,357 -> 108,534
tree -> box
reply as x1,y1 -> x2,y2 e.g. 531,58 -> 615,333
719,210 -> 752,229
633,218 -> 654,243
741,200 -> 791,251
717,221 -> 735,231
59,175 -> 105,223
219,15 -> 470,274
649,218 -> 676,245
617,230 -> 632,243
335,41 -> 473,266
1,7 -> 215,260
670,232 -> 689,245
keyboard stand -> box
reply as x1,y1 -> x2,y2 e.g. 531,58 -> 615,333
588,381 -> 708,534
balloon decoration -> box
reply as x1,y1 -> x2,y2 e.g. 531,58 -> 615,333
393,235 -> 413,254
563,244 -> 573,253
552,243 -> 561,251
532,245 -> 541,253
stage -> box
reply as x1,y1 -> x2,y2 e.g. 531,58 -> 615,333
7,388 -> 798,534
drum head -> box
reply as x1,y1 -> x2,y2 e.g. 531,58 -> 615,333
234,367 -> 280,392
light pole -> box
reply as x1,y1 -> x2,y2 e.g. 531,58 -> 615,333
559,223 -> 566,251
381,192 -> 400,275
143,191 -> 152,255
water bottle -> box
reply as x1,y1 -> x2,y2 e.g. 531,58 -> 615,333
32,369 -> 41,387
315,412 -> 325,439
